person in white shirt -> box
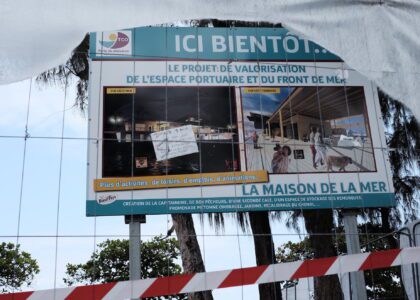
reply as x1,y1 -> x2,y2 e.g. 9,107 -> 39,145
252,131 -> 258,149
314,127 -> 326,167
309,127 -> 317,168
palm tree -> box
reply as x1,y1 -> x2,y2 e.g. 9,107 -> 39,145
301,210 -> 343,299
172,214 -> 213,300
373,92 -> 419,243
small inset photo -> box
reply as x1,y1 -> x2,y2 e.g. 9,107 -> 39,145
135,157 -> 148,169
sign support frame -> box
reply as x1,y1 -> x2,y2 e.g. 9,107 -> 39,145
342,210 -> 367,300
125,215 -> 146,284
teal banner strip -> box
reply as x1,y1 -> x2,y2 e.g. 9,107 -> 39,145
90,27 -> 340,61
86,193 -> 395,216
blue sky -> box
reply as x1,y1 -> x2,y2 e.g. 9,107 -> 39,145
241,87 -> 294,116
332,115 -> 367,136
241,87 -> 294,136
0,79 -> 303,298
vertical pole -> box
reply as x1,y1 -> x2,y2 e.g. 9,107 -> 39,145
279,111 -> 284,143
129,221 -> 141,280
342,210 -> 367,300
125,215 -> 146,283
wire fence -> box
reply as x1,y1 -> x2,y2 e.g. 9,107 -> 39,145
0,22 -> 419,300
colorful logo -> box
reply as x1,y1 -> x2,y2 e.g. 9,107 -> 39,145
99,32 -> 130,49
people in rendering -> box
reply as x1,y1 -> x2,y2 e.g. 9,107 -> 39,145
314,127 -> 327,168
272,144 -> 292,173
281,146 -> 292,173
272,144 -> 282,172
309,126 -> 317,168
252,131 -> 259,149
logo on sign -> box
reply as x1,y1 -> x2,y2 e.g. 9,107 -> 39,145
97,31 -> 132,56
97,194 -> 117,205
99,32 -> 130,49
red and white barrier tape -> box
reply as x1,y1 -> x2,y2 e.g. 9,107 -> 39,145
2,247 -> 420,300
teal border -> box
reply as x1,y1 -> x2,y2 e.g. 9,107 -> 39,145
86,193 -> 395,216
90,27 -> 340,61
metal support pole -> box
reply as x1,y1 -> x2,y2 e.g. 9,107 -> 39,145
125,215 -> 146,281
343,210 -> 367,300
129,221 -> 141,280
279,111 -> 284,143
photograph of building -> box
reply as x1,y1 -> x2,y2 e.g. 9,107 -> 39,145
102,86 -> 240,177
242,86 -> 376,173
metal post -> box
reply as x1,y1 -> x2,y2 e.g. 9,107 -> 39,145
129,221 -> 141,280
125,215 -> 146,281
342,210 -> 367,300
279,110 -> 284,143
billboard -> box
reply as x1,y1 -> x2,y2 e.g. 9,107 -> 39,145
87,27 -> 395,216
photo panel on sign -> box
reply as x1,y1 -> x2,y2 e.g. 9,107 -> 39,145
316,84 -> 364,208
168,86 -> 239,174
102,87 -> 134,178
269,84 -> 303,174
287,85 -> 322,174
133,87 -> 172,177
240,86 -> 265,161
323,85 -> 376,172
240,84 -> 345,175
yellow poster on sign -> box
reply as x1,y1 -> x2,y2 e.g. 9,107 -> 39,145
106,87 -> 136,94
243,87 -> 280,94
94,170 -> 268,192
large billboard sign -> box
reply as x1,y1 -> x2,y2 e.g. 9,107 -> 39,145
87,27 -> 395,216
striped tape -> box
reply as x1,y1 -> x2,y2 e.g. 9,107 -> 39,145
2,247 -> 420,299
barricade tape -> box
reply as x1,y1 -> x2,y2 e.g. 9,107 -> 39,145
2,247 -> 420,300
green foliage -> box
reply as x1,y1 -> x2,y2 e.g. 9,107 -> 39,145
0,242 -> 40,293
64,239 -> 129,285
275,238 -> 313,289
378,91 -> 420,226
64,236 -> 186,300
276,239 -> 313,263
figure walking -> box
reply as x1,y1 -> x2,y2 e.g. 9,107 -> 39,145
314,127 -> 326,167
252,131 -> 259,149
309,126 -> 317,168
